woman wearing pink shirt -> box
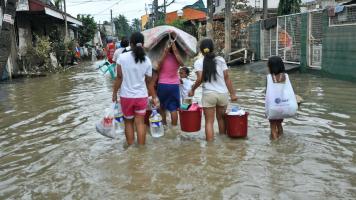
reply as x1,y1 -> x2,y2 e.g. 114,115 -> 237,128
149,42 -> 183,127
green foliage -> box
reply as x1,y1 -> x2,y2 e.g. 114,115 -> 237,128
130,18 -> 141,33
114,15 -> 131,38
24,35 -> 53,71
78,14 -> 97,46
278,0 -> 301,16
170,19 -> 185,30
155,18 -> 166,27
53,0 -> 62,9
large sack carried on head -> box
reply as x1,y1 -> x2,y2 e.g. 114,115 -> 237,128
265,74 -> 298,120
142,25 -> 197,68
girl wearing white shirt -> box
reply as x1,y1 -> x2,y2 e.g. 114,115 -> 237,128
189,39 -> 237,141
112,32 -> 153,146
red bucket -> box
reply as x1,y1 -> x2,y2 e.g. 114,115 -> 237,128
144,110 -> 152,126
225,112 -> 249,138
179,109 -> 202,132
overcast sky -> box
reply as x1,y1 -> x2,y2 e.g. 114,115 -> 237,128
66,0 -> 280,24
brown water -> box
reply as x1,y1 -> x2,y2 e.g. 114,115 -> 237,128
0,61 -> 355,199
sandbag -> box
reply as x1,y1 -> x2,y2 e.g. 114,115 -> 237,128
265,74 -> 298,120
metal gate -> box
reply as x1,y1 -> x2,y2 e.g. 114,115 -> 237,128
262,26 -> 277,59
309,11 -> 323,68
261,13 -> 302,63
277,14 -> 302,63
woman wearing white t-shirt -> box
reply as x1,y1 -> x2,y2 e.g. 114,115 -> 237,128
112,32 -> 153,145
189,38 -> 238,141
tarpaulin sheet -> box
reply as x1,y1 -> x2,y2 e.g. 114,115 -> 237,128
142,25 -> 197,68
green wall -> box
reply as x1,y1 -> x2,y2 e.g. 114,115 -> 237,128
322,12 -> 356,80
248,22 -> 261,60
300,13 -> 309,72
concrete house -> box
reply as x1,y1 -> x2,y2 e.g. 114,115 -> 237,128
16,0 -> 82,55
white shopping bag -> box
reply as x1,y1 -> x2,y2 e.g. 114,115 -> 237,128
265,74 -> 298,120
95,103 -> 120,139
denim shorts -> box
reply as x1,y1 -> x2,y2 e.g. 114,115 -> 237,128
157,83 -> 180,112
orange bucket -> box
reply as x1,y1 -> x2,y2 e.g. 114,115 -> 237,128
225,112 -> 249,138
179,108 -> 202,132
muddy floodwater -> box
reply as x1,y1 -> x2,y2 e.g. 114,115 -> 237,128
0,61 -> 355,199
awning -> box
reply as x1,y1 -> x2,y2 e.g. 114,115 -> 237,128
44,7 -> 82,26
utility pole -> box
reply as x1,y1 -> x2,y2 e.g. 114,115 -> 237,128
206,0 -> 214,39
0,0 -> 18,79
110,9 -> 113,36
163,0 -> 166,14
263,0 -> 268,19
63,0 -> 68,40
225,0 -> 232,60
153,0 -> 158,26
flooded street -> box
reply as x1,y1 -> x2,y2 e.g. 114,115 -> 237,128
0,61 -> 355,199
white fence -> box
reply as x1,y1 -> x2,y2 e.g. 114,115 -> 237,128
261,13 -> 303,64
309,11 -> 323,67
329,5 -> 356,26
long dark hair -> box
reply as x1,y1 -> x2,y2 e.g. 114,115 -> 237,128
130,32 -> 146,63
120,37 -> 129,48
267,56 -> 285,75
200,39 -> 217,82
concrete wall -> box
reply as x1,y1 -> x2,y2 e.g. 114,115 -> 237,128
321,11 -> 356,80
17,14 -> 32,56
214,0 -> 225,15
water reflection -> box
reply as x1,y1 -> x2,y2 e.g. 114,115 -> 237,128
0,61 -> 355,199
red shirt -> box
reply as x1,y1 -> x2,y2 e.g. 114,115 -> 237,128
107,42 -> 116,63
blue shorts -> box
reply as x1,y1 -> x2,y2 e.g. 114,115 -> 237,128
157,83 -> 180,112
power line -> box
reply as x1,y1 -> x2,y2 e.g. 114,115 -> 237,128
93,0 -> 124,16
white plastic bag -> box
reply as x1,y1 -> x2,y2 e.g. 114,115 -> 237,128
265,74 -> 298,120
95,103 -> 120,139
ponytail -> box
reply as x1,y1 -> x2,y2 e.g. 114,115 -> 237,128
200,39 -> 217,83
130,32 -> 146,63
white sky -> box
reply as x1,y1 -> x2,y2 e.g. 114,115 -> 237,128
66,0 -> 280,24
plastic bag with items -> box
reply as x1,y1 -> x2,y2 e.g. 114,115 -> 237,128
95,103 -> 123,139
265,74 -> 298,120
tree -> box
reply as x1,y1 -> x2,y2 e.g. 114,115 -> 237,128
170,19 -> 185,30
277,0 -> 301,16
130,18 -> 141,33
78,14 -> 97,46
53,0 -> 62,9
113,15 -> 131,38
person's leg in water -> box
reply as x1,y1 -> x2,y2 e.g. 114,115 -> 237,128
170,111 -> 178,126
269,120 -> 279,140
135,115 -> 146,145
277,121 -> 283,137
124,118 -> 135,145
159,108 -> 167,125
216,106 -> 227,134
204,107 -> 215,141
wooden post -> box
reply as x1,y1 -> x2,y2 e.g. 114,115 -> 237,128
225,0 -> 232,60
206,0 -> 214,40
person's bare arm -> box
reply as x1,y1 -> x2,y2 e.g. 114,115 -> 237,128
224,70 -> 238,101
112,65 -> 123,102
188,71 -> 203,97
148,70 -> 158,98
171,42 -> 184,66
